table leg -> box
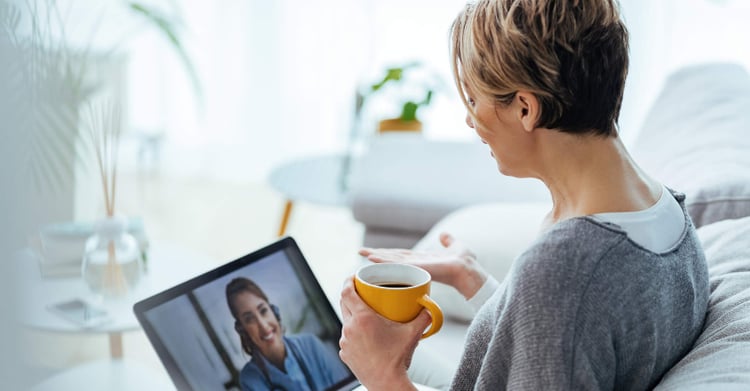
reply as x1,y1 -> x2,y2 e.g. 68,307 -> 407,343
109,332 -> 123,358
277,200 -> 294,237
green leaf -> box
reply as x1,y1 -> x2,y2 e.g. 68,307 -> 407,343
423,90 -> 433,106
401,101 -> 418,121
371,67 -> 404,91
364,61 -> 443,122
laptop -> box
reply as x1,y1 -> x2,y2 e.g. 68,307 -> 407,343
133,237 -> 360,391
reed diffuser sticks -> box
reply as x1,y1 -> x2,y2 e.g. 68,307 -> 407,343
86,101 -> 122,218
85,101 -> 127,296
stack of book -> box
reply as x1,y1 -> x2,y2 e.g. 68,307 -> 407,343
35,218 -> 149,278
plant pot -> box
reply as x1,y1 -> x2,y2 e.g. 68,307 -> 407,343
377,118 -> 423,133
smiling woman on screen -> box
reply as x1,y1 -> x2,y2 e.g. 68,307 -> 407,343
226,277 -> 349,391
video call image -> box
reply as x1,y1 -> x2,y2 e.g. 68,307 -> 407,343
143,249 -> 352,390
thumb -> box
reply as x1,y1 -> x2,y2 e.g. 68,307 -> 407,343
439,232 -> 454,248
413,309 -> 433,335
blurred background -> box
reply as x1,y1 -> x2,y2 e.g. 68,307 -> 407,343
5,0 -> 750,238
1,0 -> 749,389
46,0 -> 750,184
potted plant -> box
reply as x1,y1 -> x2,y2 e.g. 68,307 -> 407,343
360,62 -> 443,133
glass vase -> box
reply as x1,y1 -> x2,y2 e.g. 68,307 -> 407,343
81,216 -> 143,298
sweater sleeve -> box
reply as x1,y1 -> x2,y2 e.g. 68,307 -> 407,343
476,246 -> 616,390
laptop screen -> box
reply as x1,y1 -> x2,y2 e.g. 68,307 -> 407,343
134,237 -> 359,391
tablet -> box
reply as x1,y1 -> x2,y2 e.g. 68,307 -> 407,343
133,237 -> 359,391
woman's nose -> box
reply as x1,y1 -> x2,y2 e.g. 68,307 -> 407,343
465,113 -> 475,128
257,316 -> 271,330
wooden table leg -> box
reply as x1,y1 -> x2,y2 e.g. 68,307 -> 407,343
277,200 -> 294,237
109,332 -> 123,358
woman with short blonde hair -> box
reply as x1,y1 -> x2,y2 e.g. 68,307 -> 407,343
339,1 -> 709,390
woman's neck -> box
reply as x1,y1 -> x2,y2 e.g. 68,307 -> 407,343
265,344 -> 287,373
533,132 -> 661,228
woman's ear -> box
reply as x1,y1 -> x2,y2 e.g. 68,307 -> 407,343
515,91 -> 540,132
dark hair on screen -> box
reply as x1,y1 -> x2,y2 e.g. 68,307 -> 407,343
226,277 -> 271,356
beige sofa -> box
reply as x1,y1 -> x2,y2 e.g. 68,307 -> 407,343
402,63 -> 750,389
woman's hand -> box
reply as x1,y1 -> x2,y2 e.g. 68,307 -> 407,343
359,232 -> 488,300
339,277 -> 428,391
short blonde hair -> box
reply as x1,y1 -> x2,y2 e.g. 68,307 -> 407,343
451,0 -> 629,136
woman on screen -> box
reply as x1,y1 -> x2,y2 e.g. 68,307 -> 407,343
226,277 -> 350,391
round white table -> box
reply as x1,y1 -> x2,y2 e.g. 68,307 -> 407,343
268,153 -> 352,236
15,242 -> 213,358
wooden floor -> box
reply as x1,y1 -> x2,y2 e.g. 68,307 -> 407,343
24,171 -> 365,383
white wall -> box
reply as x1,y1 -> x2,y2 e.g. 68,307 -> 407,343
619,0 -> 750,145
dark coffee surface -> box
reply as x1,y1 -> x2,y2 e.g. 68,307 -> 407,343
376,282 -> 412,288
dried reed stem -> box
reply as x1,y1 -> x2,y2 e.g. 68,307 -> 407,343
86,101 -> 122,216
86,100 -> 127,296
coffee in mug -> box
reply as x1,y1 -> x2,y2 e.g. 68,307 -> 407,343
354,263 -> 443,339
376,283 -> 412,288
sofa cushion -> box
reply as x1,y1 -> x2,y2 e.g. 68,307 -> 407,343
631,63 -> 750,228
655,216 -> 750,390
349,134 -> 550,235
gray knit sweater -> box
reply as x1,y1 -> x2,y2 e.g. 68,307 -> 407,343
450,192 -> 709,390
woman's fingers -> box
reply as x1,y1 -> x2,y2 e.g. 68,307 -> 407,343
359,248 -> 414,264
358,248 -> 372,256
440,232 -> 477,261
340,279 -> 354,320
439,232 -> 454,248
414,309 -> 433,333
356,237 -> 480,289
360,248 -> 412,256
362,232 -> 461,261
340,276 -> 372,323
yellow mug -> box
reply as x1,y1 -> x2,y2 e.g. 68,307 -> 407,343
354,263 -> 443,339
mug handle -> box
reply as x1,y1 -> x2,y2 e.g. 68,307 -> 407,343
416,294 -> 443,339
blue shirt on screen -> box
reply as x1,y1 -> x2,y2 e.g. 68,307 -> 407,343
239,334 -> 351,391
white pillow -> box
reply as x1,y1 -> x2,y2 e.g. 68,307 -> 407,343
413,202 -> 550,323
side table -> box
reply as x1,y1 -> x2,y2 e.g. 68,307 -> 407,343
15,242 -> 214,358
268,153 -> 352,236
